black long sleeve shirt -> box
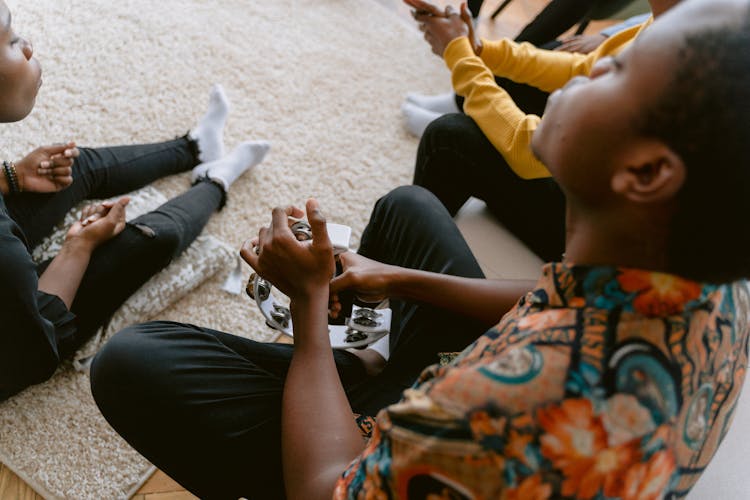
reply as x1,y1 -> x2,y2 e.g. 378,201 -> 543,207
0,194 -> 76,400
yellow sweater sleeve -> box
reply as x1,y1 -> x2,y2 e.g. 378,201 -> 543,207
477,21 -> 650,92
478,39 -> 591,93
444,37 -> 549,179
443,20 -> 652,180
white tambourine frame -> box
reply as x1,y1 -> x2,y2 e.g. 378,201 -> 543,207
250,221 -> 392,349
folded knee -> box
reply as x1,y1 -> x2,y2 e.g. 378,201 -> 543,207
90,321 -> 178,410
422,112 -> 479,146
376,185 -> 442,217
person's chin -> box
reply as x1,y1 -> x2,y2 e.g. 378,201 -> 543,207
13,96 -> 37,122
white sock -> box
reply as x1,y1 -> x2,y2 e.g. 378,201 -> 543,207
189,84 -> 231,163
406,91 -> 459,114
366,333 -> 390,361
401,101 -> 442,138
194,141 -> 270,191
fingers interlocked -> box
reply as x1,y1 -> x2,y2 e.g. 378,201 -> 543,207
38,142 -> 80,179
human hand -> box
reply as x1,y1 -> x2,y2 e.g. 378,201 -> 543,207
65,197 -> 130,252
556,34 -> 607,54
15,142 -> 79,193
241,200 -> 335,302
461,2 -> 482,56
328,252 -> 400,318
406,1 -> 476,57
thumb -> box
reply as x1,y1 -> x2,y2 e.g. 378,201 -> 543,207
106,197 -> 130,221
461,2 -> 480,53
460,2 -> 472,24
329,269 -> 354,295
306,198 -> 331,249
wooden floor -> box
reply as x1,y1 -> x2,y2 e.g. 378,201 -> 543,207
0,0 -> 612,497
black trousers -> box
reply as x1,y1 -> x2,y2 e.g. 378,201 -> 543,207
467,0 -> 483,16
91,186 -> 491,500
466,0 -> 595,41
515,0 -> 597,45
6,138 -> 223,359
414,113 -> 566,262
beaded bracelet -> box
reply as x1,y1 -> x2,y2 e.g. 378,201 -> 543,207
2,160 -> 20,194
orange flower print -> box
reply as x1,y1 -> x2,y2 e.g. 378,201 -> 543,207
506,429 -> 534,466
601,394 -> 656,446
538,399 -> 642,499
506,474 -> 552,500
469,411 -> 506,440
622,450 -> 676,500
538,399 -> 607,465
618,270 -> 702,317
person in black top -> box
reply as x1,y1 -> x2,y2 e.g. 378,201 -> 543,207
0,0 -> 270,401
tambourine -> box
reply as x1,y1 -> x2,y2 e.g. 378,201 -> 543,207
247,220 -> 392,349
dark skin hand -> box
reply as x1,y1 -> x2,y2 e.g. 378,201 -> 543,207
242,200 -> 365,500
240,201 -> 534,499
404,0 -> 482,56
556,33 -> 608,54
0,142 -> 78,195
38,197 -> 130,308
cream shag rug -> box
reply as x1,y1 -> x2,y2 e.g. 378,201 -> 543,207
0,0 -> 446,497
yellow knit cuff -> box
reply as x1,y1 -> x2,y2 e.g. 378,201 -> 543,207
443,36 -> 476,71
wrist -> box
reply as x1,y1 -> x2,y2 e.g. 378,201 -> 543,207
2,161 -> 21,195
0,170 -> 8,195
474,38 -> 483,56
62,236 -> 96,256
386,265 -> 415,299
13,159 -> 25,192
290,288 -> 331,350
290,284 -> 330,310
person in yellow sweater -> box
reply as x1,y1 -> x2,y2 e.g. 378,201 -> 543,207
403,12 -> 652,136
407,0 -> 679,262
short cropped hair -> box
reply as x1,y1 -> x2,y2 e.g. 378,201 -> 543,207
639,6 -> 750,283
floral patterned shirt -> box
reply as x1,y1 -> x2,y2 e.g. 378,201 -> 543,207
334,264 -> 750,500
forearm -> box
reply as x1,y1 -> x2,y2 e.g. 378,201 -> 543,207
390,269 -> 535,326
476,37 -> 592,91
282,291 -> 365,500
445,37 -> 551,179
38,240 -> 92,308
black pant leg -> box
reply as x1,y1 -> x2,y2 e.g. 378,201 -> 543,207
467,0 -> 483,17
6,137 -> 199,247
348,186 -> 490,414
414,113 -> 566,262
90,189 -> 497,496
60,181 -> 223,357
515,0 -> 597,45
91,322 -> 369,500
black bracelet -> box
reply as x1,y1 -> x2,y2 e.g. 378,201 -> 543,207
3,160 -> 20,194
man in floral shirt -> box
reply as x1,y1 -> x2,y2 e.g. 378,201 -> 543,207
91,0 -> 750,498
335,264 -> 748,499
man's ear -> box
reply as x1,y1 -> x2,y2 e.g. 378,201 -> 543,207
610,140 -> 686,203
